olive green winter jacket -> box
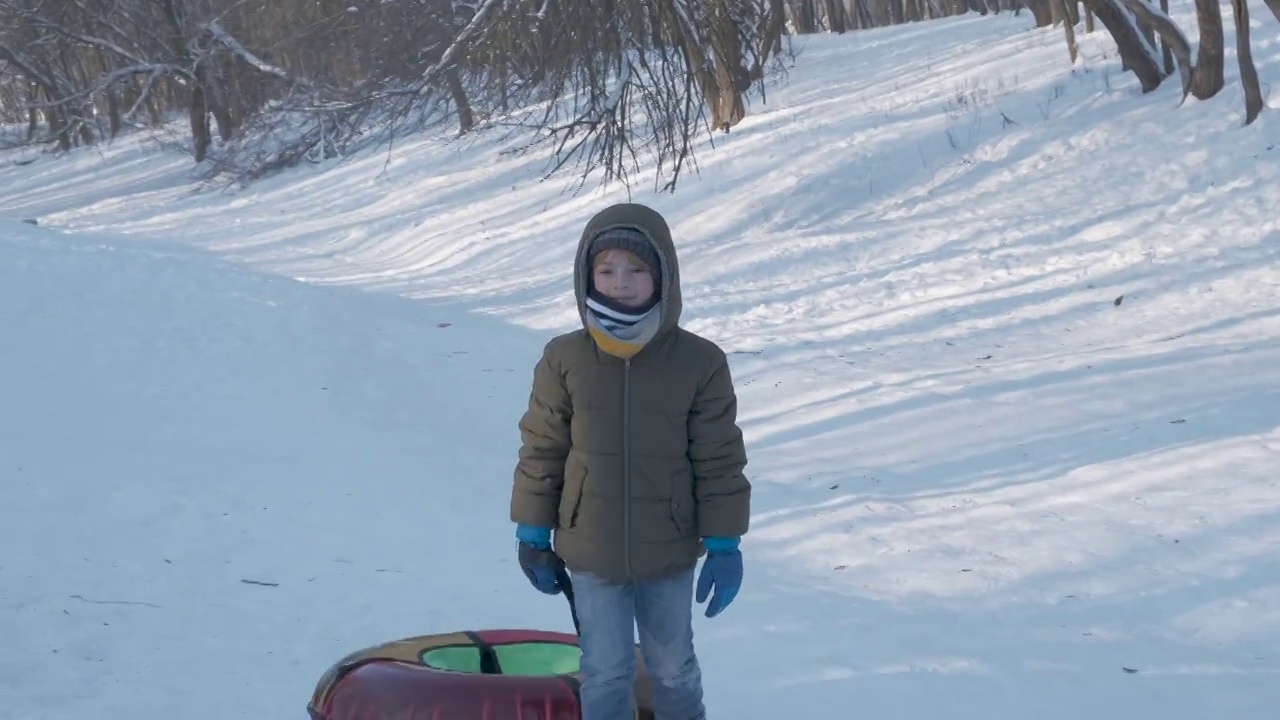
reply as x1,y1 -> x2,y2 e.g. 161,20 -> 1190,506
509,203 -> 751,584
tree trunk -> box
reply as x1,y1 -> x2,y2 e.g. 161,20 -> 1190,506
190,85 -> 211,162
672,1 -> 733,131
1025,0 -> 1055,26
855,0 -> 876,25
26,82 -> 39,141
54,106 -> 72,151
198,67 -> 236,142
147,80 -> 163,126
76,112 -> 95,146
1188,0 -> 1224,99
823,0 -> 848,30
107,89 -> 122,139
211,101 -> 235,141
793,0 -> 819,31
1160,0 -> 1174,73
761,0 -> 787,61
1232,0 -> 1263,124
1060,0 -> 1079,62
446,67 -> 475,134
710,0 -> 746,129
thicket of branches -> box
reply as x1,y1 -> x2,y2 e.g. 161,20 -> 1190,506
0,0 -> 1003,188
1,0 -> 1274,190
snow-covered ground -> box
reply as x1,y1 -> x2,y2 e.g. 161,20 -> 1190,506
3,10 -> 1280,719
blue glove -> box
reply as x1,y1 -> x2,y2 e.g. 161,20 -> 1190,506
695,536 -> 742,618
516,524 -> 563,595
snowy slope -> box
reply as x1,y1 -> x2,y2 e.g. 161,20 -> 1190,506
4,11 -> 1280,720
0,219 -> 564,718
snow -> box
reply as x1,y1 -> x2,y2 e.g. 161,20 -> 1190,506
3,11 -> 1280,720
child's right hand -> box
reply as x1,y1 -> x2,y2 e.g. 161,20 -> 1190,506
516,524 -> 563,595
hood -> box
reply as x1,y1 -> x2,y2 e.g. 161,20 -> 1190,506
573,202 -> 682,338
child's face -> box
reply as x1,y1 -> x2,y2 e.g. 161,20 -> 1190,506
592,249 -> 655,309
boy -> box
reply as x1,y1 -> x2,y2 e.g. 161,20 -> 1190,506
510,202 -> 751,720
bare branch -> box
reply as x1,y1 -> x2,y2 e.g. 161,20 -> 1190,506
202,20 -> 302,86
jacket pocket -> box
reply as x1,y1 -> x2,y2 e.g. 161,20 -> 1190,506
669,465 -> 697,536
559,461 -> 587,530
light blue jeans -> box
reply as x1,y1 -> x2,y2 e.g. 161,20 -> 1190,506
573,567 -> 706,720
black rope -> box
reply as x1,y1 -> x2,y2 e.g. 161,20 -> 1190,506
461,630 -> 501,674
555,564 -> 581,636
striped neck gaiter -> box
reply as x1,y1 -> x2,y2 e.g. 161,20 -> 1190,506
584,291 -> 662,358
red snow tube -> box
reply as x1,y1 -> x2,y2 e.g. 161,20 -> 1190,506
307,628 -> 656,720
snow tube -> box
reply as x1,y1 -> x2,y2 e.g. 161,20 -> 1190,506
307,628 -> 656,720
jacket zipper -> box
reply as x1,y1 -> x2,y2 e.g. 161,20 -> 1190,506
623,357 -> 632,580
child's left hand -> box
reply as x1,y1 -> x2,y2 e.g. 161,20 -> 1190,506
695,537 -> 742,618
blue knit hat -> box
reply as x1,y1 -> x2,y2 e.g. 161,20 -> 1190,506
587,227 -> 661,280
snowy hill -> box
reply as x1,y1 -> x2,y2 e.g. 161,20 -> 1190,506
0,218 -> 560,718
3,12 -> 1280,720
